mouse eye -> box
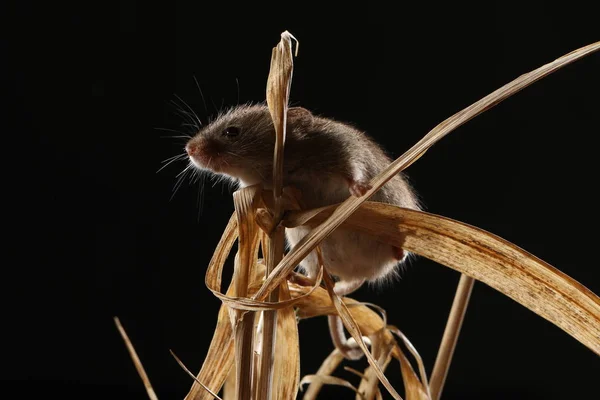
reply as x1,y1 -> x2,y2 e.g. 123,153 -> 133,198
223,126 -> 240,137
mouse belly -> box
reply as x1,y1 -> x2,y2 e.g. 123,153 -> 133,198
285,226 -> 401,284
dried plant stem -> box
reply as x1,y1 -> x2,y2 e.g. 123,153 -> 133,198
234,288 -> 256,400
113,317 -> 159,400
430,274 -> 475,400
257,226 -> 285,400
232,189 -> 260,400
255,30 -> 297,400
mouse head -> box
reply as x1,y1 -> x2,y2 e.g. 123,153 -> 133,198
185,104 -> 313,187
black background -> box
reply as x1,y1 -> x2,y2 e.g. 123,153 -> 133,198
2,2 -> 599,399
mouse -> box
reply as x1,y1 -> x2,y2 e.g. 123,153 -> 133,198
184,103 -> 422,359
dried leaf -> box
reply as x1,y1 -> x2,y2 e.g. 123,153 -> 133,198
388,326 -> 432,400
356,328 -> 395,400
344,366 -> 367,380
302,349 -> 345,400
266,30 -> 297,211
395,348 -> 430,400
300,375 -> 363,398
320,260 -> 403,400
204,193 -> 322,313
186,192 -> 259,400
184,280 -> 234,399
286,201 -> 600,356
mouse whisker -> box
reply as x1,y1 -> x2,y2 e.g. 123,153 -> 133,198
156,153 -> 187,174
174,93 -> 203,127
193,75 -> 209,118
170,163 -> 193,201
154,127 -> 190,136
180,122 -> 200,132
161,153 -> 187,163
170,101 -> 200,131
175,163 -> 193,178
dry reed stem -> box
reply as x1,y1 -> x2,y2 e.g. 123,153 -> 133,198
258,30 -> 297,400
271,246 -> 301,400
429,275 -> 475,400
232,187 -> 261,400
113,317 -> 159,400
223,369 -> 236,400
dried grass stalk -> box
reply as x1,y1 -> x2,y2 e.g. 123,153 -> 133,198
114,317 -> 159,400
231,187 -> 261,399
429,275 -> 475,400
271,275 -> 301,399
223,368 -> 236,400
171,350 -> 223,400
258,30 -> 297,399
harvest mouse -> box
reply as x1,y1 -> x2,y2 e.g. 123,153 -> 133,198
184,103 -> 421,359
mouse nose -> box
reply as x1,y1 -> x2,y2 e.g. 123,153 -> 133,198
185,143 -> 197,156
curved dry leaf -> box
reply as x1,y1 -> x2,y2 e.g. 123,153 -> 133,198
388,325 -> 431,400
344,366 -> 368,380
203,202 -> 323,312
356,328 -> 395,400
286,201 -> 600,356
184,282 -> 235,400
266,30 -> 297,213
394,348 -> 430,400
302,348 -> 345,400
320,267 -> 403,399
300,375 -> 363,398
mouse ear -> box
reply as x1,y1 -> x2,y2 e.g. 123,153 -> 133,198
287,107 -> 313,128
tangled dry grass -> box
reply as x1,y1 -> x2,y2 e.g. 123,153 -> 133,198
116,33 -> 600,399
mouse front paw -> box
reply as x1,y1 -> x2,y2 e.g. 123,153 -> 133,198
348,180 -> 372,197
